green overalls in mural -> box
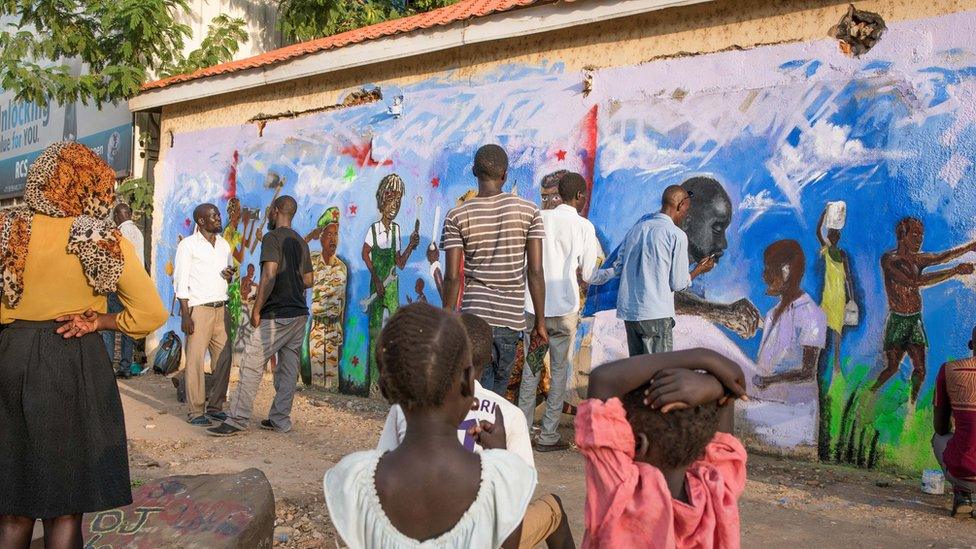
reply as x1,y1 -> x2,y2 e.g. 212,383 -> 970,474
223,225 -> 244,344
367,222 -> 400,388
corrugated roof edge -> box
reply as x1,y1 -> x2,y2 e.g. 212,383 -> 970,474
142,0 -> 544,91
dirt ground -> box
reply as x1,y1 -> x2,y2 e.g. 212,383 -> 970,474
121,372 -> 976,548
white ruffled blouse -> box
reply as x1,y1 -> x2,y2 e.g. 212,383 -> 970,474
324,449 -> 537,548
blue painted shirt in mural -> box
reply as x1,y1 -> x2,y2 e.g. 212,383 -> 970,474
590,213 -> 691,321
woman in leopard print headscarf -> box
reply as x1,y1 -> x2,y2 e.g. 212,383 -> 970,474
0,142 -> 167,546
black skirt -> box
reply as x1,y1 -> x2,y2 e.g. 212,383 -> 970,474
0,320 -> 132,518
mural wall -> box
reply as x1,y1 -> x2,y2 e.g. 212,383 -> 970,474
155,10 -> 976,471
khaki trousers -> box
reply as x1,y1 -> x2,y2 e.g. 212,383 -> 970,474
183,305 -> 233,417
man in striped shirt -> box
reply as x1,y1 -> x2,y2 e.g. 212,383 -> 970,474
441,144 -> 549,396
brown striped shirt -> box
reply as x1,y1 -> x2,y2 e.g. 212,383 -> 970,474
440,193 -> 545,330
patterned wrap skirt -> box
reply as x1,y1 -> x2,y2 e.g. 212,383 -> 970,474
0,320 -> 132,518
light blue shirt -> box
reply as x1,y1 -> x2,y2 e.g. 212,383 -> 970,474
590,213 -> 691,321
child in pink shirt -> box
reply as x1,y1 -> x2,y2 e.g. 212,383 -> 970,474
576,348 -> 748,548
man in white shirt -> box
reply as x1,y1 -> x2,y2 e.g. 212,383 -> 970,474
103,203 -> 146,377
520,173 -> 604,452
173,203 -> 236,426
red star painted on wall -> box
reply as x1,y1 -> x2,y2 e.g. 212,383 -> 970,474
352,356 -> 360,366
431,177 -> 440,188
555,149 -> 567,161
349,204 -> 358,216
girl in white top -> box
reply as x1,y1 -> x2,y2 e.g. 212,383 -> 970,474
324,303 -> 536,548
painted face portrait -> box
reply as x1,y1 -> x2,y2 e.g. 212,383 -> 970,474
380,191 -> 402,221
681,177 -> 733,263
763,239 -> 804,297
897,218 -> 924,252
322,223 -> 339,257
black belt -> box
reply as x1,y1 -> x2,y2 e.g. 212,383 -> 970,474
197,301 -> 227,308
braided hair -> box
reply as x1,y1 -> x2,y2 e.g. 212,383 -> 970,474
377,303 -> 471,410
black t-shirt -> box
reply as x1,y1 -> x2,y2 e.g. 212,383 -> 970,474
259,227 -> 313,319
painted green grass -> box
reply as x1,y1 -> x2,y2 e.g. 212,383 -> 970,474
823,357 -> 940,473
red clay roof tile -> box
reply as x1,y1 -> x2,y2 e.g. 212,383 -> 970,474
142,0 -> 545,91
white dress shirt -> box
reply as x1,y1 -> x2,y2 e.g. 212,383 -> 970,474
119,220 -> 145,266
526,204 -> 604,318
173,231 -> 233,307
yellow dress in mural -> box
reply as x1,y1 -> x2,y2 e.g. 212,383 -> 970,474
308,251 -> 347,386
821,246 -> 846,335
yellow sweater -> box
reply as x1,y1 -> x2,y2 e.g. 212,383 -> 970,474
0,215 -> 167,338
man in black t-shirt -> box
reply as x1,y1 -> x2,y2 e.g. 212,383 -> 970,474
210,195 -> 313,436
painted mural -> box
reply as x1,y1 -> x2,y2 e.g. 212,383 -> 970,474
155,10 -> 976,472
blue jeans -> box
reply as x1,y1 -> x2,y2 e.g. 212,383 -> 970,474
624,318 -> 674,356
102,293 -> 134,366
481,326 -> 521,396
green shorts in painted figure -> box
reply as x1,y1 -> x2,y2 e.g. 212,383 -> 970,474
883,312 -> 928,350
361,174 -> 420,392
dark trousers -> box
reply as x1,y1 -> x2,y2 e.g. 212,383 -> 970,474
624,318 -> 675,356
102,292 -> 135,366
481,326 -> 521,396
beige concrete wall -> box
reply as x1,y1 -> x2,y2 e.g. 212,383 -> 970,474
157,0 -> 976,158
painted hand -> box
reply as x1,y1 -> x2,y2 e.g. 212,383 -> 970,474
373,275 -> 386,299
752,374 -> 768,390
426,244 -> 439,264
56,309 -> 99,339
726,298 -> 762,338
956,263 -> 975,276
645,369 -> 725,412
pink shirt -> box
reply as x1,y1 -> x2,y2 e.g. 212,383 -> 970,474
575,398 -> 747,549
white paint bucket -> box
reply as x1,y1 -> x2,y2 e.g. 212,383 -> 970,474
824,201 -> 847,230
922,469 -> 945,495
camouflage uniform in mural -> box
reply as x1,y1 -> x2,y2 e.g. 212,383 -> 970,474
301,207 -> 347,387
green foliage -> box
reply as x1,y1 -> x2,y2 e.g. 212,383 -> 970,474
160,14 -> 249,78
0,1 -> 247,107
823,357 -> 940,474
278,0 -> 460,43
118,177 -> 154,217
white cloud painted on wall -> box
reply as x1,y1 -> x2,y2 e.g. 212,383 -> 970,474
765,120 -> 907,210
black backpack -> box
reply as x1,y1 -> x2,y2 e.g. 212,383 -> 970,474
152,330 -> 183,375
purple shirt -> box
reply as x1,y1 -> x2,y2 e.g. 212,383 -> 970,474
757,293 -> 827,376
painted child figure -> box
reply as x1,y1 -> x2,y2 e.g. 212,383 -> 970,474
749,240 -> 826,449
362,173 -> 420,392
326,304 -> 534,548
578,348 -> 747,548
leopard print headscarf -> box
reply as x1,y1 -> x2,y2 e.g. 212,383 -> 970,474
0,141 -> 124,308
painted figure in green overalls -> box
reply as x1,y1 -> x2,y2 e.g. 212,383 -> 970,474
362,173 -> 420,392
